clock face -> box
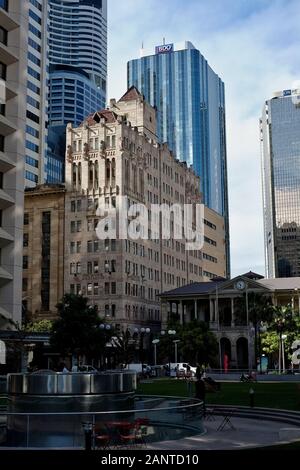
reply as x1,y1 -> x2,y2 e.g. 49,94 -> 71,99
236,280 -> 246,290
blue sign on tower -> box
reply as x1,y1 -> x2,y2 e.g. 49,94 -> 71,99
155,43 -> 173,54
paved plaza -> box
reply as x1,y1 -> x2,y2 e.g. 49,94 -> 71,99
147,416 -> 300,450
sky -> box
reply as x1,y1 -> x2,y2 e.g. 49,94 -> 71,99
107,0 -> 300,277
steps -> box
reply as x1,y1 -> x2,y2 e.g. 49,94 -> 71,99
210,404 -> 300,427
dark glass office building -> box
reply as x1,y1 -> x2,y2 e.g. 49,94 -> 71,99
261,89 -> 300,277
128,41 -> 230,276
47,0 -> 107,183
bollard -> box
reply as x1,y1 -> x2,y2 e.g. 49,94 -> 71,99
82,422 -> 93,450
249,387 -> 255,408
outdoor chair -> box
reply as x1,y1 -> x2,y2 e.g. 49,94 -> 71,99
134,418 -> 149,448
216,409 -> 236,431
94,424 -> 111,450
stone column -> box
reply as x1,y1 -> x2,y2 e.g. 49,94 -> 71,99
194,300 -> 197,320
209,299 -> 214,322
180,301 -> 184,325
230,338 -> 237,367
231,298 -> 235,327
169,302 -> 173,322
215,299 -> 220,329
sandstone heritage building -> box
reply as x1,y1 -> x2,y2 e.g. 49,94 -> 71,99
22,88 -> 227,330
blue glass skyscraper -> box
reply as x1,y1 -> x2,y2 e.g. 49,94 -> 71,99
47,0 -> 107,183
128,41 -> 230,275
261,89 -> 300,278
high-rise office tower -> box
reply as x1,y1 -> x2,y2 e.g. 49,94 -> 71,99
261,88 -> 300,278
47,0 -> 107,183
128,41 -> 230,277
0,0 -> 28,326
25,0 -> 49,187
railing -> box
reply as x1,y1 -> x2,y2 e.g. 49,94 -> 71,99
0,395 -> 204,449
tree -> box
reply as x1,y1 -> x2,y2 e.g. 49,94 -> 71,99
25,319 -> 53,333
261,305 -> 300,368
234,292 -> 273,326
158,320 -> 218,366
50,294 -> 110,364
111,330 -> 136,367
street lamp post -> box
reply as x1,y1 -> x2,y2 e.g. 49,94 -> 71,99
152,339 -> 160,366
258,323 -> 267,374
274,318 -> 285,374
281,334 -> 287,373
173,340 -> 180,364
99,324 -> 111,370
161,329 -> 176,375
134,327 -> 151,374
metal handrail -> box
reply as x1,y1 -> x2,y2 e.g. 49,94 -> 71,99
0,395 -> 203,417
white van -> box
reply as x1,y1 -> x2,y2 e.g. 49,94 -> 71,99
164,363 -> 196,376
127,363 -> 151,375
172,363 -> 197,377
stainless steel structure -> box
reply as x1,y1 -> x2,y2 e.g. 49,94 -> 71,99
6,371 -> 137,446
8,371 -> 136,396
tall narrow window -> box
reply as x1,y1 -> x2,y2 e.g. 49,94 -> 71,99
72,163 -> 77,187
105,159 -> 110,186
111,158 -> 116,187
41,212 -> 51,311
94,160 -> 98,188
0,135 -> 4,152
78,163 -> 82,187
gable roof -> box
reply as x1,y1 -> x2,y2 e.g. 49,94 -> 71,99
160,281 -> 220,298
80,109 -> 118,126
160,272 -> 272,298
243,271 -> 264,280
258,277 -> 300,291
118,86 -> 143,102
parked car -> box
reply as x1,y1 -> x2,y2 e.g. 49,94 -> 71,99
127,363 -> 152,376
77,365 -> 98,373
176,362 -> 197,377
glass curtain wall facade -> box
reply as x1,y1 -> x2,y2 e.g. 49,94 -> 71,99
47,0 -> 107,183
128,42 -> 230,276
261,90 -> 300,277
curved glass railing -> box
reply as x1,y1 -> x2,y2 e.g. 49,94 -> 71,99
0,395 -> 204,448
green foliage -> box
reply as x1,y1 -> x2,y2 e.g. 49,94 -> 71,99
50,294 -> 110,358
262,305 -> 300,361
158,319 -> 218,366
24,319 -> 53,333
234,292 -> 273,326
112,330 -> 136,366
261,330 -> 279,355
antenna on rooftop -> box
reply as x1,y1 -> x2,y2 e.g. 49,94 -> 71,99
163,37 -> 166,45
140,40 -> 145,58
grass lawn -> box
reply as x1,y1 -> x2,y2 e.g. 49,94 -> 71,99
137,379 -> 300,411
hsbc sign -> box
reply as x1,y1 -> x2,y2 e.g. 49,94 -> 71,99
155,43 -> 174,54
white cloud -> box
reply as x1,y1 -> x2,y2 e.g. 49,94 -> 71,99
107,0 -> 300,277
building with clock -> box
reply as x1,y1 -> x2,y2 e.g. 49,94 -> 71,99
160,271 -> 300,369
